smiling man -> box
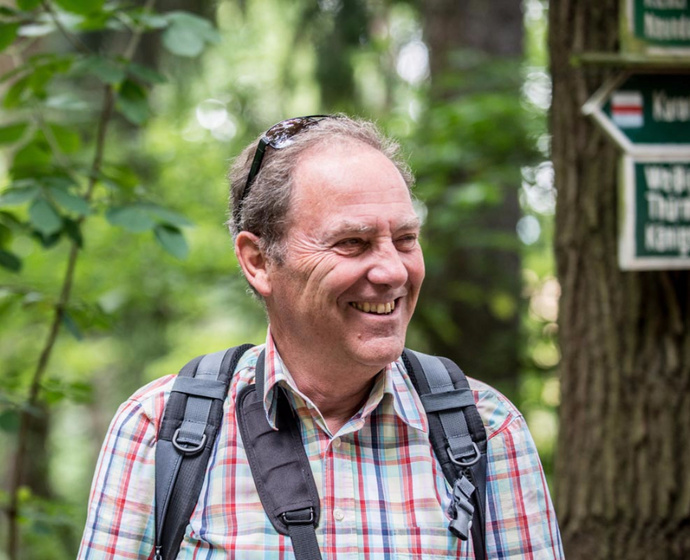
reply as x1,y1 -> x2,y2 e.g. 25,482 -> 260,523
79,115 -> 563,559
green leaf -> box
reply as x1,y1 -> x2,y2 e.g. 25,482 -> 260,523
0,222 -> 10,243
136,12 -> 168,30
67,380 -> 93,403
45,92 -> 90,111
62,311 -> 83,340
18,22 -> 56,37
0,249 -> 21,272
116,80 -> 149,125
29,198 -> 62,235
0,410 -> 19,433
17,0 -> 42,10
106,205 -> 155,232
0,23 -> 19,53
0,210 -> 22,229
53,0 -> 103,15
63,217 -> 83,247
0,6 -> 21,16
154,224 -> 188,259
47,123 -> 81,153
43,176 -> 77,189
34,231 -> 61,248
126,62 -> 166,85
0,185 -> 40,205
0,122 -> 28,145
3,74 -> 30,108
11,140 -> 52,177
162,12 -> 220,58
99,164 -> 139,192
141,203 -> 193,228
72,55 -> 125,85
162,23 -> 204,57
78,10 -> 118,32
48,187 -> 90,216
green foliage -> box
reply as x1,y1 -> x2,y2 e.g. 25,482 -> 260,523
53,0 -> 104,16
162,11 -> 221,58
0,23 -> 19,51
0,1 -> 222,557
0,1 -> 561,557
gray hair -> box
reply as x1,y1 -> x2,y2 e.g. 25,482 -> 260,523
227,115 -> 414,263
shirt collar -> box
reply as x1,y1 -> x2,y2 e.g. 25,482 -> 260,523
260,328 -> 427,434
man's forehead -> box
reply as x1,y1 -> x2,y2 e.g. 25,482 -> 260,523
324,216 -> 421,238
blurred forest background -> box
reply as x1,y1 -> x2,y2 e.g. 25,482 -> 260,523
0,0 -> 558,558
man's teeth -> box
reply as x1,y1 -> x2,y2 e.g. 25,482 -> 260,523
350,301 -> 396,314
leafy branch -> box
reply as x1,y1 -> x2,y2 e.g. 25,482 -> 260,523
0,1 -> 220,557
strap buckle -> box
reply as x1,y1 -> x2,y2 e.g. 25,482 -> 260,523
447,441 -> 481,467
282,507 -> 315,525
447,476 -> 476,540
171,428 -> 207,455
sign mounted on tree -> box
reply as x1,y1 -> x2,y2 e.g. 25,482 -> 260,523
622,0 -> 690,55
619,155 -> 690,269
583,71 -> 690,155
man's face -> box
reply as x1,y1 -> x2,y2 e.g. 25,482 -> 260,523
264,142 -> 425,374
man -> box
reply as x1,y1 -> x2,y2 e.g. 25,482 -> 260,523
79,115 -> 563,558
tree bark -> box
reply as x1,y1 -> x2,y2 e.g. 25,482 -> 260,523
550,1 -> 690,558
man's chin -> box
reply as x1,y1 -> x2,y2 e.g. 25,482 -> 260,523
349,337 -> 406,370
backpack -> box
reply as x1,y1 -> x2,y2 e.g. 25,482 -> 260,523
153,345 -> 488,560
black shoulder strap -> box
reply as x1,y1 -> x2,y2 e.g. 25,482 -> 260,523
154,344 -> 254,560
155,345 -> 485,560
402,349 -> 488,560
235,351 -> 323,560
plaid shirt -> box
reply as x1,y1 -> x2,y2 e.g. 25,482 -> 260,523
78,334 -> 563,559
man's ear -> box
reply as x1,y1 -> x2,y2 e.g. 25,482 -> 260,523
235,231 -> 272,297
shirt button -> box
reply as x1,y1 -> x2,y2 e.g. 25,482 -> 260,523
332,437 -> 341,449
333,508 -> 345,522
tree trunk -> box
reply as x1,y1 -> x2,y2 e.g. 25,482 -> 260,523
417,0 -> 524,397
550,1 -> 690,558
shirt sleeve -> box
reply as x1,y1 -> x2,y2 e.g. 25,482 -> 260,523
484,413 -> 564,559
77,394 -> 160,560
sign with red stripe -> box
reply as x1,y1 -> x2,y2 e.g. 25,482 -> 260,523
611,91 -> 644,128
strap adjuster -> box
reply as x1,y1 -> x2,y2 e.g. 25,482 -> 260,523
282,507 -> 315,525
172,428 -> 207,455
447,476 -> 476,540
447,442 -> 481,467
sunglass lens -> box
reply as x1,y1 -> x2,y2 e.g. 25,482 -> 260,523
266,117 -> 319,148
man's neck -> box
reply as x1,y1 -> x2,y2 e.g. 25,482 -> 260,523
268,333 -> 384,434
288,368 -> 378,434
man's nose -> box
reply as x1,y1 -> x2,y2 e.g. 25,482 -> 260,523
367,242 -> 408,287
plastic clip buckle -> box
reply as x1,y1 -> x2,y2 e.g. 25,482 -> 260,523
447,477 -> 475,540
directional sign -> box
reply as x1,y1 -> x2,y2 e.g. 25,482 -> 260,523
583,72 -> 690,155
620,155 -> 690,269
623,0 -> 690,55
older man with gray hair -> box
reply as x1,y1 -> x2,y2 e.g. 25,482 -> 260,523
79,115 -> 563,559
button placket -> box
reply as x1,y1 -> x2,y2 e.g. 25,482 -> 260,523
331,436 -> 354,527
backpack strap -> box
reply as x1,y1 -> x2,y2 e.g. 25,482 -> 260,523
402,349 -> 488,560
236,351 -> 323,560
154,344 -> 254,560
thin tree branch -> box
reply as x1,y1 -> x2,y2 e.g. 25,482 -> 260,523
6,2 -> 156,556
41,1 -> 91,55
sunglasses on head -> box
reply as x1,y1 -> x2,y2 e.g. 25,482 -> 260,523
234,115 -> 334,231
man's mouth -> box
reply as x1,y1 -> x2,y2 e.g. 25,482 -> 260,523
349,300 -> 397,315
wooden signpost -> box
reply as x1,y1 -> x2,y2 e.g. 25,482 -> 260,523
622,0 -> 690,55
581,4 -> 690,269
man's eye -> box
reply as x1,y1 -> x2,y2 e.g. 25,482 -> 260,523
338,238 -> 364,247
396,234 -> 418,250
334,238 -> 367,253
